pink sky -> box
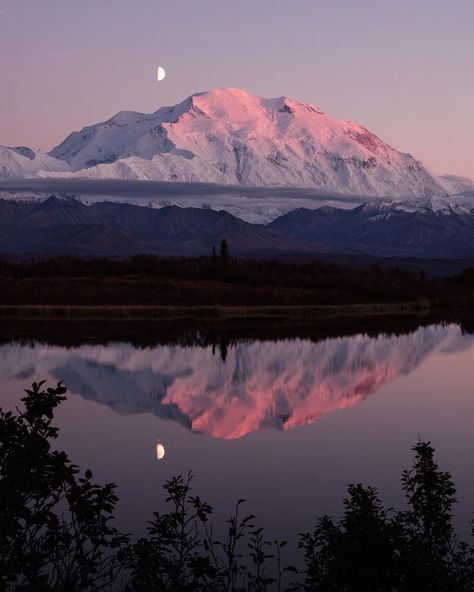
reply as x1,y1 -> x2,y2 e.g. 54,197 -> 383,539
1,0 -> 473,179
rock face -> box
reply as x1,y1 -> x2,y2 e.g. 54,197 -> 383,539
41,87 -> 457,197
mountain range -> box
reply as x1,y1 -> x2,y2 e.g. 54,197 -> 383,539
1,88 -> 473,199
2,194 -> 474,258
1,87 -> 473,259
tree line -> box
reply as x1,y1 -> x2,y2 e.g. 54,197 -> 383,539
1,250 -> 474,307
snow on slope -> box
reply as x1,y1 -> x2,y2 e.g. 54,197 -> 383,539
1,190 -> 472,225
45,87 -> 453,198
0,146 -> 70,178
440,174 -> 474,195
386,194 -> 474,215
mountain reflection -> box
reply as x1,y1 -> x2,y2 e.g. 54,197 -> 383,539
0,324 -> 472,439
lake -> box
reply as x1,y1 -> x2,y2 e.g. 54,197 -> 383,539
1,318 -> 474,561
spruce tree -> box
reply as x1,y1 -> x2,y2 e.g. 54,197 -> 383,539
219,239 -> 230,265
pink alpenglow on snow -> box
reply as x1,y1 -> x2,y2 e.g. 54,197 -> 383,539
4,87 -> 467,199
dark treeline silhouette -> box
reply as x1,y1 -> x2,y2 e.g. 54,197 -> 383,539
3,382 -> 474,591
1,254 -> 474,307
1,315 -> 473,357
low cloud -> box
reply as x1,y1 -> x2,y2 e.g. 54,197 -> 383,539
0,178 -> 365,205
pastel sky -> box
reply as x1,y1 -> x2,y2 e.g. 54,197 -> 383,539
1,0 -> 473,179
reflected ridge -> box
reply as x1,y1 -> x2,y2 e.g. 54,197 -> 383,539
0,324 -> 471,439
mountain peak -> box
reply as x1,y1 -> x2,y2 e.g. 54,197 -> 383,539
188,87 -> 262,119
15,87 -> 465,199
194,86 -> 254,99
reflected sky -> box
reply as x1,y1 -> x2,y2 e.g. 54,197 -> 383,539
1,322 -> 474,549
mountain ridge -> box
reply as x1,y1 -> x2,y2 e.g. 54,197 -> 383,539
1,194 -> 474,258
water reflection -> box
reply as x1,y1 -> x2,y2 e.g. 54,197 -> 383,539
0,323 -> 471,439
156,442 -> 165,460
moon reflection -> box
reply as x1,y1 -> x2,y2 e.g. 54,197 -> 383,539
156,442 -> 165,460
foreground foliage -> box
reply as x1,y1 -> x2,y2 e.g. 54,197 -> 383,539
2,382 -> 474,591
0,382 -> 125,591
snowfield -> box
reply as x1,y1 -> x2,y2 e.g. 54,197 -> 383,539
0,146 -> 70,178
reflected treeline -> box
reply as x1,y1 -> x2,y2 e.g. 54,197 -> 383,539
1,314 -> 474,350
0,322 -> 472,439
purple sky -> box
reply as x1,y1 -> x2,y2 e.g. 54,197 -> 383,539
1,0 -> 473,179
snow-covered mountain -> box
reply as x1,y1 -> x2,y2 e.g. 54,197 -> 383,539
0,146 -> 70,178
36,87 -> 463,198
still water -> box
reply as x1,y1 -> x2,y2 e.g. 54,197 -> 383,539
1,321 -> 474,547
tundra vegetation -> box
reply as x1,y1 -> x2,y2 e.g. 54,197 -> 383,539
0,254 -> 474,310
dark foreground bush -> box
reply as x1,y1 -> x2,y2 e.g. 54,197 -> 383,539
0,381 -> 126,591
2,382 -> 474,591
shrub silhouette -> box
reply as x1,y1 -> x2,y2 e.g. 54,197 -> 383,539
297,443 -> 474,591
123,474 -> 293,592
0,381 -> 126,591
2,382 -> 474,591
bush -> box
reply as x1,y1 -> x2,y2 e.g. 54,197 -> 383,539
0,381 -> 126,591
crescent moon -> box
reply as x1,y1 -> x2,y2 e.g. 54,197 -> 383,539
157,66 -> 166,82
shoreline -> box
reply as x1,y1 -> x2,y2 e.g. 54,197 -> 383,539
0,301 -> 436,321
